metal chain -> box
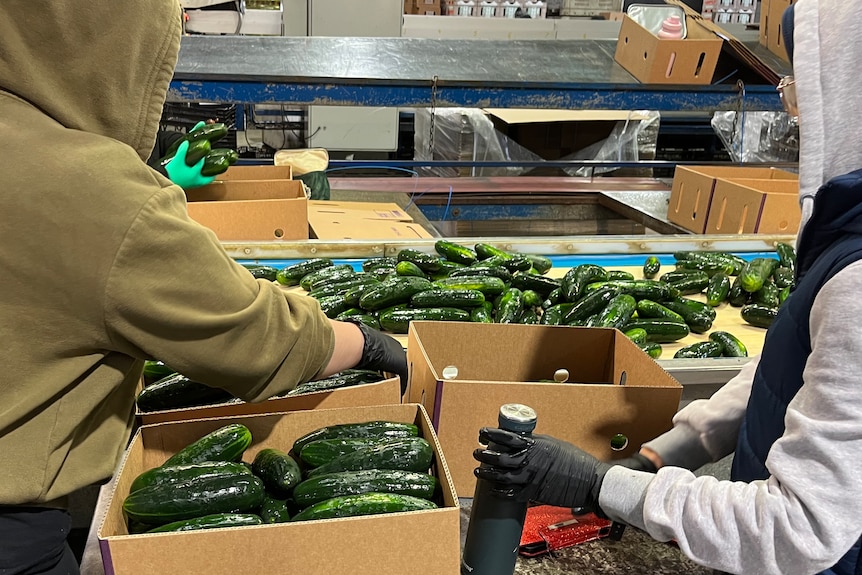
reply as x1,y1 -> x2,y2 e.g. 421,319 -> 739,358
428,75 -> 439,153
730,79 -> 745,158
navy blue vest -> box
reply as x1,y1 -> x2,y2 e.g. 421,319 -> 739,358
732,170 -> 862,575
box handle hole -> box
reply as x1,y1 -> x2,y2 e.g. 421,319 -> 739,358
675,183 -> 685,212
666,52 -> 677,78
692,189 -> 701,220
694,52 -> 706,77
643,51 -> 649,60
624,36 -> 629,44
716,197 -> 728,231
737,205 -> 749,234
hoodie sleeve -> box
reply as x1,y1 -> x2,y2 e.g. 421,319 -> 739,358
103,185 -> 335,402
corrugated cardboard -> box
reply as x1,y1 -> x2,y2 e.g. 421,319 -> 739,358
98,404 -> 460,575
668,166 -> 797,233
185,179 -> 308,241
760,0 -> 795,62
705,177 -> 800,235
307,200 -> 414,222
406,322 -> 683,494
309,218 -> 433,240
614,14 -> 723,85
137,376 -> 402,425
217,165 -> 293,181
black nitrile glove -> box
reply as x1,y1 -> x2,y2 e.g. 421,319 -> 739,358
352,322 -> 408,394
473,428 -> 612,516
611,453 -> 658,474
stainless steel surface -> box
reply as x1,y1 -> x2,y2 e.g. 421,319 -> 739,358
599,190 -> 688,234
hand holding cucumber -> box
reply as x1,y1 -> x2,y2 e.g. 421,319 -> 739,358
160,121 -> 237,189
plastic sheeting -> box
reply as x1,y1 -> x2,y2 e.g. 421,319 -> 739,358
711,111 -> 800,164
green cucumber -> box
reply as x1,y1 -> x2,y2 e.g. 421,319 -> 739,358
136,374 -> 234,413
160,137 -> 210,167
142,360 -> 176,385
286,370 -> 384,398
434,240 -> 477,265
741,304 -> 778,328
674,258 -> 736,277
521,290 -> 543,308
520,254 -> 553,275
362,257 -> 398,273
308,275 -> 378,300
779,285 -> 792,305
674,341 -> 722,359
129,461 -> 251,494
259,495 -> 292,524
307,267 -> 357,292
433,275 -> 507,296
187,122 -> 229,144
773,267 -> 795,289
276,258 -> 333,286
542,288 -> 563,309
709,331 -> 748,357
395,260 -> 427,278
396,249 -> 443,273
292,421 -> 420,455
146,513 -> 262,533
470,304 -> 494,323
562,264 -> 608,301
163,423 -> 252,467
622,319 -> 690,343
293,469 -> 438,509
752,281 -> 780,308
449,265 -> 512,283
200,149 -> 238,177
668,271 -> 710,296
739,258 -> 780,293
435,260 -> 467,276
607,270 -> 635,281
359,277 -> 434,311
727,275 -> 749,307
518,309 -> 540,324
661,301 -> 713,334
637,342 -> 663,359
307,437 -> 434,478
316,294 -> 353,319
299,264 -> 355,291
379,307 -> 470,333
540,303 -> 573,326
123,475 -> 265,525
705,273 -> 731,307
241,264 -> 278,282
594,294 -> 637,330
342,283 -> 381,308
635,299 -> 685,323
666,296 -> 717,319
291,493 -> 437,522
474,243 -> 513,261
410,289 -> 485,308
509,272 -> 561,296
299,438 -> 382,468
775,242 -> 796,272
643,256 -> 661,279
497,288 -> 524,324
583,280 -> 678,302
624,328 -> 648,345
502,256 -> 533,273
659,268 -> 705,284
251,448 -> 302,495
673,251 -> 745,275
562,286 -> 620,324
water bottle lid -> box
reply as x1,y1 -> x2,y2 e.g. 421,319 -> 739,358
498,403 -> 537,432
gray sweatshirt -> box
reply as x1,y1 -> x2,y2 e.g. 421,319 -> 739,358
598,1 -> 862,573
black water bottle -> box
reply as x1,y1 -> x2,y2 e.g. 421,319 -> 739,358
461,403 -> 537,575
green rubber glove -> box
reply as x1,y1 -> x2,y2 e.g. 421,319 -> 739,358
189,121 -> 207,134
163,140 -> 215,189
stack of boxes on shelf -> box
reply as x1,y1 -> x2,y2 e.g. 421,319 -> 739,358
404,0 -> 443,15
710,0 -> 756,24
408,0 -> 547,17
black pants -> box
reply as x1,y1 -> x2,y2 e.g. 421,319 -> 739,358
0,507 -> 79,575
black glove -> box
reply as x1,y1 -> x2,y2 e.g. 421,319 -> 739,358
472,428 -> 611,516
352,322 -> 408,394
611,453 -> 658,474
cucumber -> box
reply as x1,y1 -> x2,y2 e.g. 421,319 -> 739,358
583,280 -> 678,302
186,122 -> 229,145
518,309 -> 540,324
394,260 -> 427,278
637,342 -> 663,359
434,240 -> 477,265
775,242 -> 796,272
741,304 -> 778,329
200,149 -> 238,177
379,307 -> 470,333
163,423 -> 253,467
362,257 -> 398,273
286,370 -> 384,397
539,303 -> 573,326
146,513 -> 263,533
410,289 -> 485,308
607,270 -> 635,281
136,374 -> 234,413
509,272 -> 561,297
624,328 -> 648,345
673,251 -> 745,275
502,256 -> 533,273
160,137 -> 210,167
661,301 -> 713,334
276,258 -> 333,286
709,331 -> 748,358
299,438 -> 383,468
433,275 -> 507,296
449,265 -> 513,283
562,286 -> 620,324
675,258 -> 736,277
739,258 -> 780,293
727,275 -> 749,307
241,264 -> 278,282
752,281 -> 780,308
292,421 -> 420,455
123,475 -> 265,525
307,437 -> 434,478
668,271 -> 710,296
497,288 -> 524,324
251,448 -> 302,496
316,294 -> 354,319
435,260 -> 467,276
659,268 -> 705,284
622,319 -> 690,343
291,493 -> 437,522
293,469 -> 438,509
308,275 -> 378,300
520,254 -> 553,275
359,277 -> 434,311
470,305 -> 494,324
396,249 -> 443,273
562,264 -> 608,301
474,243 -> 513,261
773,267 -> 795,289
705,273 -> 731,307
129,461 -> 251,494
635,299 -> 685,323
542,288 -> 563,309
674,341 -> 722,359
306,267 -> 357,292
142,360 -> 176,385
594,294 -> 637,330
643,256 -> 661,279
299,264 -> 355,291
259,495 -> 292,524
779,285 -> 792,305
666,296 -> 717,320
342,283 -> 381,308
521,290 -> 543,308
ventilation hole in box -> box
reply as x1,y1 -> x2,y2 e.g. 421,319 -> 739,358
624,36 -> 629,44
675,183 -> 685,212
643,51 -> 648,60
274,228 -> 284,238
666,52 -> 677,78
695,53 -> 706,77
692,188 -> 701,220
610,433 -> 629,451
716,197 -> 728,231
737,205 -> 749,234
779,220 -> 789,231
619,370 -> 627,386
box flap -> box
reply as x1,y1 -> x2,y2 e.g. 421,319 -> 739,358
187,179 -> 305,202
309,218 -> 433,240
217,165 -> 293,181
483,109 -> 652,125
307,200 -> 414,222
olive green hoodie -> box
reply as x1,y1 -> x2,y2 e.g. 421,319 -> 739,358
0,1 -> 334,505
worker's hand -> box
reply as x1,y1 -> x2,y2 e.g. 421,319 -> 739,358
189,121 -> 208,133
610,452 -> 658,473
352,322 -> 408,394
473,429 -> 612,515
163,140 -> 215,189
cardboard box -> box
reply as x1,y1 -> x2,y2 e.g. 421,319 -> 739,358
309,217 -> 434,240
137,376 -> 402,425
614,14 -> 723,85
668,165 -> 797,233
98,404 -> 460,575
307,200 -> 414,223
406,322 -> 683,494
185,179 -> 308,241
705,177 -> 800,235
760,0 -> 794,62
216,165 -> 293,182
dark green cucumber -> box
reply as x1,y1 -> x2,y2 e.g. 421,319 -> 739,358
316,294 -> 354,319
502,255 -> 533,273
635,299 -> 685,323
291,493 -> 437,522
624,328 -> 648,345
773,267 -> 795,289
674,341 -> 722,359
622,319 -> 690,343
259,495 -> 292,524
251,448 -> 302,495
607,270 -> 635,281
474,243 -> 513,261
520,254 -> 553,275
396,249 -> 443,273
136,374 -> 234,413
509,272 -> 561,297
497,288 -> 524,324
594,294 -> 637,330
336,311 -> 381,330
395,260 -> 426,278
359,277 -> 434,311
142,360 -> 176,385
562,264 -> 608,301
540,303 -> 574,326
411,288 -> 485,308
433,275 -> 507,296
299,438 -> 382,468
123,475 -> 265,525
163,123 -> 229,160
160,137 -> 210,167
739,258 -> 780,293
583,280 -> 678,302
637,342 -> 663,359
518,309 -> 540,324
542,288 -> 563,309
129,461 -> 251,494
709,331 -> 748,358
779,285 -> 792,305
665,296 -> 717,320
342,283 -> 382,308
293,469 -> 438,509
379,307 -> 470,333
292,421 -> 420,455
752,280 -> 780,308
450,265 -> 513,283
306,267 -> 357,292
164,423 -> 253,467
306,437 -> 433,478
241,264 -> 278,282
661,301 -> 713,334
470,303 -> 494,323
740,304 -> 778,328
434,240 -> 477,265
775,242 -> 796,272
308,275 -> 378,300
362,257 -> 398,273
200,149 -> 238,177
659,268 -> 706,284
286,370 -> 384,397
562,286 -> 620,324
674,258 -> 736,277
673,251 -> 745,275
521,290 -> 543,308
146,513 -> 262,533
705,273 -> 731,307
643,256 -> 661,279
299,264 -> 355,291
728,275 -> 749,307
668,271 -> 710,296
276,258 -> 334,286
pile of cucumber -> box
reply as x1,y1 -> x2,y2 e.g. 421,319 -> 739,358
159,122 -> 238,177
122,421 -> 439,534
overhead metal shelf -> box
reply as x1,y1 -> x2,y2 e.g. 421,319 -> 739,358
169,36 -> 782,112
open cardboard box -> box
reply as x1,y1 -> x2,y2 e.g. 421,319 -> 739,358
406,322 -> 683,494
668,165 -> 797,233
185,179 -> 308,241
308,200 -> 414,223
705,177 -> 800,235
760,0 -> 795,62
614,13 -> 723,85
99,404 -> 459,575
216,165 -> 293,182
137,375 -> 402,425
309,217 -> 434,240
